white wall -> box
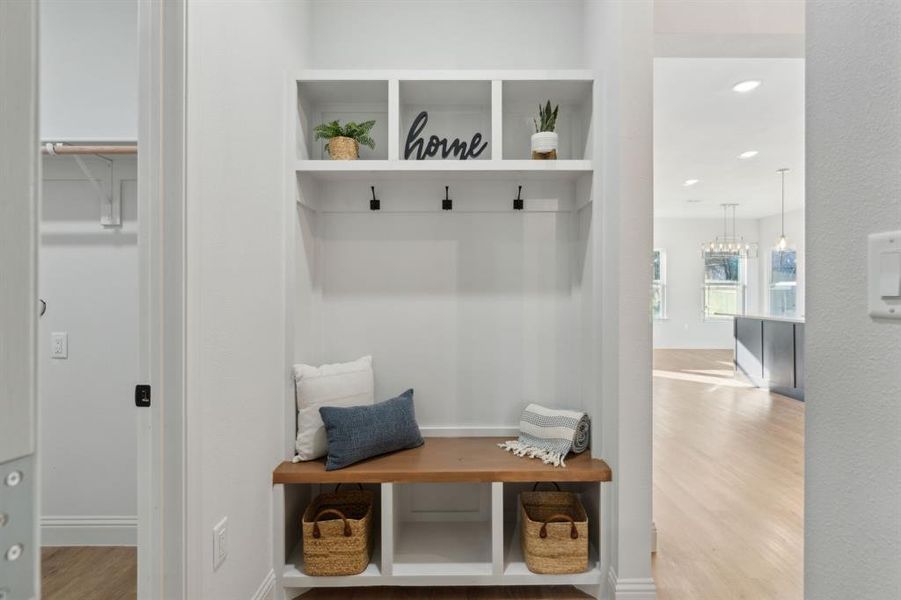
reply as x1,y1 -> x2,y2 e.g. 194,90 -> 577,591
309,197 -> 580,429
40,0 -> 137,141
806,2 -> 901,599
185,2 -> 311,599
588,0 -> 657,595
757,207 -> 804,316
39,157 -> 138,545
310,0 -> 585,69
654,217 -> 761,349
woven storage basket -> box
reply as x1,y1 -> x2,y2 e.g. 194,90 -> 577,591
520,483 -> 589,574
327,136 -> 359,160
302,484 -> 373,576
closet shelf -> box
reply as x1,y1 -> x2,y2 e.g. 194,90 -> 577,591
295,159 -> 593,181
273,437 -> 612,484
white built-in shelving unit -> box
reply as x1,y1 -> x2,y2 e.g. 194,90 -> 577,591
294,70 -> 594,185
280,481 -> 603,590
279,70 -> 605,598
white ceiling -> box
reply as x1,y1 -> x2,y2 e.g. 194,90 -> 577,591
654,58 -> 805,219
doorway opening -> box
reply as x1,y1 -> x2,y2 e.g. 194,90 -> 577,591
651,57 -> 806,599
39,149 -> 139,599
37,1 -> 142,598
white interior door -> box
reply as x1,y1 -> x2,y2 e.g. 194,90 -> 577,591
0,0 -> 40,598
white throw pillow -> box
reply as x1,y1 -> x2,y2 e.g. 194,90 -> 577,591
293,356 -> 374,461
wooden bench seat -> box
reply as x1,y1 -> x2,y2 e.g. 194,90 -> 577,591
272,437 -> 611,484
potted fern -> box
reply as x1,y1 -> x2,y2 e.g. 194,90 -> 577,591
531,101 -> 559,160
313,119 -> 376,160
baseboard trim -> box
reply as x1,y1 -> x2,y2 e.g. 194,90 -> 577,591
419,426 -> 519,437
607,567 -> 657,599
41,515 -> 137,546
251,569 -> 276,600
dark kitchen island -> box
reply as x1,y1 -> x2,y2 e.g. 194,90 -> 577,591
733,314 -> 805,401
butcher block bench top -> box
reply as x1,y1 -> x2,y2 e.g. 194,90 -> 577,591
272,437 -> 612,484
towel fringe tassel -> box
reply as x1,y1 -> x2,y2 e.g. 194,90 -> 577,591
497,441 -> 567,467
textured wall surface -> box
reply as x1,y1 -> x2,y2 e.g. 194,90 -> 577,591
589,0 -> 656,594
806,2 -> 901,598
185,2 -> 310,598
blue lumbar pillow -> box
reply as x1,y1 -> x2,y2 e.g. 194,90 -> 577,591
319,389 -> 424,471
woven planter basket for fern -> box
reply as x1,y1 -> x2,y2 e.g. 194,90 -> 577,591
520,483 -> 589,574
327,136 -> 359,160
302,485 -> 373,576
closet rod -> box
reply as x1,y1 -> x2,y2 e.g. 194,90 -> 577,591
42,143 -> 137,156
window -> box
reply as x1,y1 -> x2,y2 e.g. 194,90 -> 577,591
703,251 -> 745,319
770,248 -> 798,316
652,250 -> 666,319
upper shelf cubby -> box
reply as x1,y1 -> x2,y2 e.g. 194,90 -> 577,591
297,79 -> 389,160
293,71 -> 594,177
399,80 -> 493,161
502,80 -> 593,161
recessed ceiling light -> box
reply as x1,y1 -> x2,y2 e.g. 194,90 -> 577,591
738,150 -> 759,159
732,80 -> 762,93
683,179 -> 699,187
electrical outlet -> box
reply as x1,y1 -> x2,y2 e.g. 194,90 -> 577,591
212,517 -> 228,571
51,332 -> 68,359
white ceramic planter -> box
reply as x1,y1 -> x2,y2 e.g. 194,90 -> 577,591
531,131 -> 558,155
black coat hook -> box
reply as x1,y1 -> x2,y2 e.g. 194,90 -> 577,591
513,185 -> 524,210
370,186 -> 380,211
442,185 -> 452,211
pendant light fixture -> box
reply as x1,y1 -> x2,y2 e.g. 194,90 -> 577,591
702,203 -> 758,258
776,168 -> 790,251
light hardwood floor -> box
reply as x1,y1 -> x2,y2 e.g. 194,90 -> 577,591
40,350 -> 803,599
652,349 -> 804,600
41,546 -> 136,600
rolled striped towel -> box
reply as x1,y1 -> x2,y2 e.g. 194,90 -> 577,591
498,404 -> 591,467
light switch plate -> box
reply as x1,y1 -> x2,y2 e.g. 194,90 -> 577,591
212,517 -> 228,571
868,230 -> 901,319
51,332 -> 68,359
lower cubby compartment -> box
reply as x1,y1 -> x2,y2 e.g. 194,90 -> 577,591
391,483 -> 494,576
502,481 -> 603,584
502,521 -> 601,585
282,482 -> 385,588
283,541 -> 383,588
393,521 -> 493,576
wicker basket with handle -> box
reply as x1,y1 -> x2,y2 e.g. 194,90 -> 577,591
327,136 -> 359,160
520,482 -> 589,574
302,484 -> 373,576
